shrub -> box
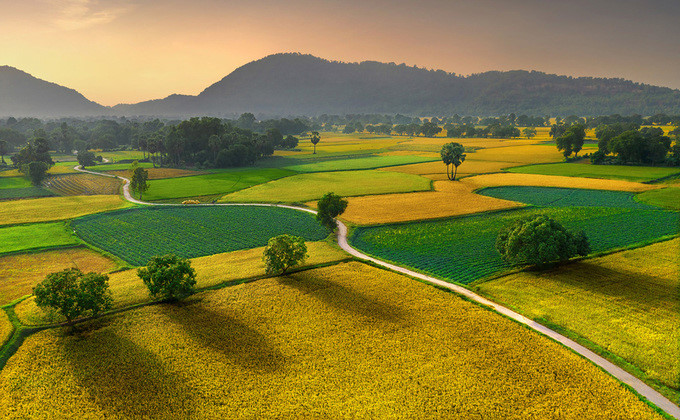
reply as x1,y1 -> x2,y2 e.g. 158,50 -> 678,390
137,254 -> 197,301
263,234 -> 307,275
33,268 -> 113,324
316,192 -> 348,231
495,215 -> 590,267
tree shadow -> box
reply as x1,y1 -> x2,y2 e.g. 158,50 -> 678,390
60,323 -> 196,419
278,271 -> 405,323
161,299 -> 286,373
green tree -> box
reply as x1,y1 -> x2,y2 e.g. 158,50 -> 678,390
77,150 -> 97,168
316,192 -> 348,231
522,127 -> 537,139
555,124 -> 585,158
310,131 -> 320,154
137,254 -> 197,301
130,166 -> 149,200
440,142 -> 466,180
25,161 -> 49,185
33,268 -> 113,325
495,215 -> 590,267
263,234 -> 307,275
0,140 -> 7,164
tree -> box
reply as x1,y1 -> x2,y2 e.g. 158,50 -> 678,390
0,140 -> 7,165
77,150 -> 97,168
316,192 -> 348,231
137,254 -> 197,301
495,215 -> 590,267
25,161 -> 49,185
555,124 -> 585,158
281,135 -> 299,149
33,268 -> 113,325
263,235 -> 307,275
130,166 -> 149,200
440,142 -> 466,180
310,131 -> 320,154
523,127 -> 537,139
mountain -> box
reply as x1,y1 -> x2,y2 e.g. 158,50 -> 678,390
113,53 -> 680,117
0,66 -> 106,117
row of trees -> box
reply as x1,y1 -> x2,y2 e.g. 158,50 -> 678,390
591,126 -> 679,165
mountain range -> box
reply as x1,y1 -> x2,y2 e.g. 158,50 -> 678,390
3,53 -> 680,118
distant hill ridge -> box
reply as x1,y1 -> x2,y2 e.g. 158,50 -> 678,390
3,53 -> 680,117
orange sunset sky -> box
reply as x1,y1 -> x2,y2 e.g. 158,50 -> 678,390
2,0 -> 679,106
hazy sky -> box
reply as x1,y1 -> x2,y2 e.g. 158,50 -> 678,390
2,0 -> 679,106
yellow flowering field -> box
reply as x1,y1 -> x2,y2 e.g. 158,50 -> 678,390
0,248 -> 119,306
0,262 -> 662,419
310,180 -> 521,225
476,239 -> 680,401
465,173 -> 659,192
0,195 -> 132,226
15,241 -> 348,325
0,310 -> 11,347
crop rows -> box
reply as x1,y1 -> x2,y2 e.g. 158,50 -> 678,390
73,206 -> 329,266
43,174 -> 121,196
478,186 -> 656,209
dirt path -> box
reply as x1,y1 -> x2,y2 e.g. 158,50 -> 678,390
74,164 -> 680,420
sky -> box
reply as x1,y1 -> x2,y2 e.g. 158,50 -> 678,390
2,0 -> 679,106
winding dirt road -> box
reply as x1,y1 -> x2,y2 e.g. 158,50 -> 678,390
76,164 -> 680,419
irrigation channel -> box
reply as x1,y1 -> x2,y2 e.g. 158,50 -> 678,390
74,164 -> 680,419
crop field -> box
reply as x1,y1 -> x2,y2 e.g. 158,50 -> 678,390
282,154 -> 438,172
0,311 -> 11,348
351,206 -> 679,284
0,195 -> 131,226
43,174 -> 122,196
470,144 -> 565,164
380,159 -> 515,177
15,240 -> 348,325
0,223 -> 79,255
465,173 -> 658,192
220,170 -> 431,203
476,239 -> 680,401
478,186 -> 658,209
637,187 -> 680,210
508,163 -> 680,182
0,262 -> 662,419
278,133 -> 402,156
107,167 -> 203,180
72,206 -> 330,266
0,187 -> 55,200
0,177 -> 32,189
0,247 -> 118,306
143,168 -> 294,201
94,162 -> 154,172
314,180 -> 521,225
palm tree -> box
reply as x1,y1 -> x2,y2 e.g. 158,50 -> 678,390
440,142 -> 466,180
310,131 -> 320,154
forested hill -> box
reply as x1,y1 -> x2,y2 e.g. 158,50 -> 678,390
0,66 -> 106,117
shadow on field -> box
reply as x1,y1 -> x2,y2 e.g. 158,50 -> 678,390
60,324 -> 196,419
279,272 -> 405,323
161,300 -> 287,373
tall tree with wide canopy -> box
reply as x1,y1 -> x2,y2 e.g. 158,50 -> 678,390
440,142 -> 466,180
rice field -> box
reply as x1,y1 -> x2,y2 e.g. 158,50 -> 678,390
465,173 -> 659,192
475,239 -> 680,402
0,177 -> 32,189
478,186 -> 659,209
471,144 -> 565,164
0,262 -> 662,419
380,159 -> 516,177
508,163 -> 680,182
0,247 -> 118,306
0,223 -> 80,255
0,311 -> 11,348
220,170 -> 431,203
0,196 -> 131,226
283,154 -> 438,172
636,187 -> 680,210
0,187 -> 56,200
106,168 -> 203,180
43,174 -> 122,196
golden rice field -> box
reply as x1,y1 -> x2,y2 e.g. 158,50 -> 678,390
471,144 -> 564,164
381,159 -> 516,178
464,173 -> 659,193
15,241 -> 347,326
106,168 -> 202,180
0,262 -> 663,419
43,174 -> 122,196
0,195 -> 132,226
219,170 -> 431,203
475,239 -> 680,401
0,310 -> 11,347
312,180 -> 521,225
0,248 -> 119,306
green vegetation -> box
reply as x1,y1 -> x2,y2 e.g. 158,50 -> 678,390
316,192 -> 348,230
0,223 -> 80,255
507,163 -> 680,182
73,206 -> 329,266
636,187 -> 680,210
479,186 -> 657,209
262,234 -> 308,274
96,162 -> 153,172
0,177 -> 32,189
220,170 -> 431,203
138,255 -> 197,301
283,155 -> 438,172
440,142 -> 466,180
0,187 -> 55,200
145,168 -> 294,201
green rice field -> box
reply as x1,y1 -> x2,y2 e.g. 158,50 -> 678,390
507,163 -> 680,182
0,223 -> 80,255
478,186 -> 657,209
283,155 -> 438,172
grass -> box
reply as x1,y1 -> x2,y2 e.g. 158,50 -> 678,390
475,239 -> 680,402
0,247 -> 119,306
637,187 -> 680,210
508,163 -> 680,182
0,262 -> 663,419
283,155 -> 438,172
72,206 -> 331,266
478,186 -> 659,209
465,172 -> 658,192
143,168 -> 295,201
351,206 -> 679,285
220,170 -> 432,203
15,240 -> 348,325
0,177 -> 32,189
310,180 -> 521,225
0,187 -> 56,200
43,174 -> 122,196
0,195 -> 132,226
0,223 -> 80,255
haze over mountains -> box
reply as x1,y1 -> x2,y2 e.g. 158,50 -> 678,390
3,53 -> 680,118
